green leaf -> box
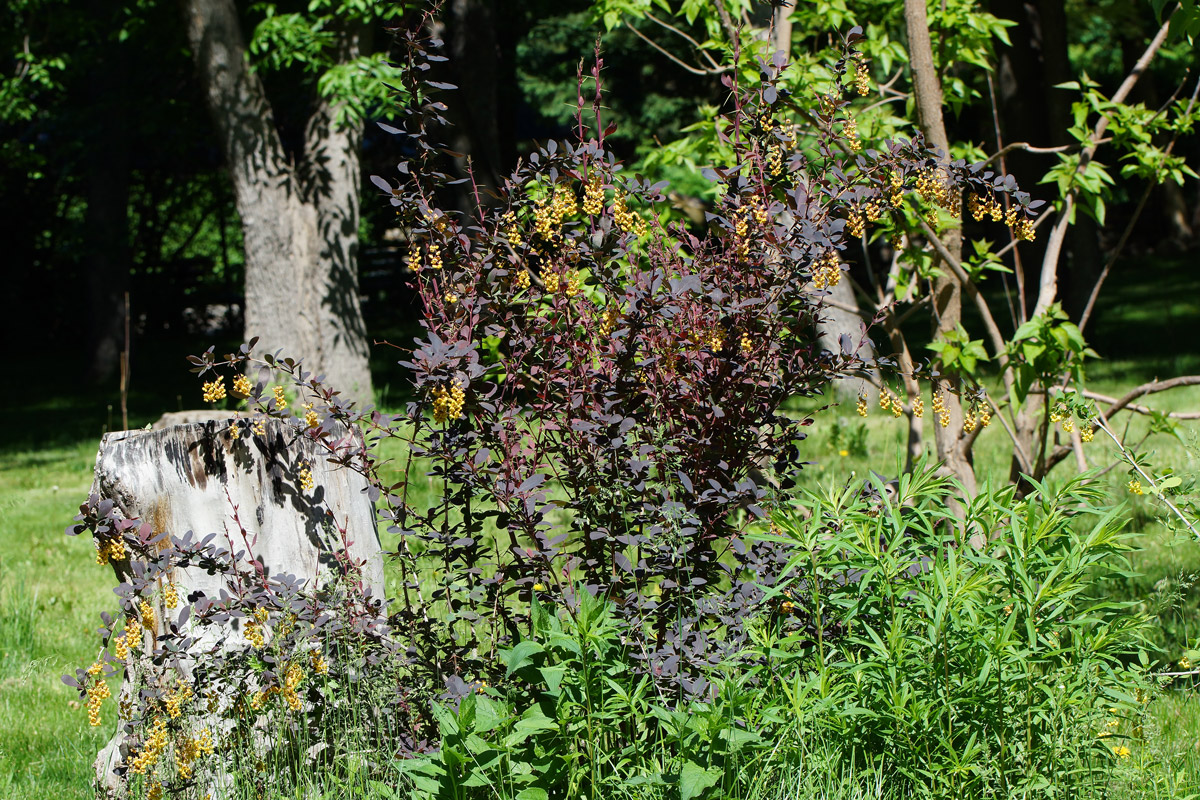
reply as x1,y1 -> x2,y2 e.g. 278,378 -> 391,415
680,760 -> 721,800
501,640 -> 545,677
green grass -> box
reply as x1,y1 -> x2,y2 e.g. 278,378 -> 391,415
0,439 -> 118,800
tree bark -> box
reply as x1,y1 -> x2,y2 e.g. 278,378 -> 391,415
180,0 -> 373,402
904,0 -> 975,494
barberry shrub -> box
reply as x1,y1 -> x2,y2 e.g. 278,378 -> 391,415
358,24 -> 1036,690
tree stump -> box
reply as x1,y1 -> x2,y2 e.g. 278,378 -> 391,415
87,417 -> 385,796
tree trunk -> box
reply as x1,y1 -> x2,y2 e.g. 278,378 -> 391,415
84,0 -> 131,385
817,277 -> 877,402
90,417 -> 385,795
180,0 -> 373,402
904,0 -> 976,494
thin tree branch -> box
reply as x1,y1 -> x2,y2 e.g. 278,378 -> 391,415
983,141 -> 1079,168
623,22 -> 728,76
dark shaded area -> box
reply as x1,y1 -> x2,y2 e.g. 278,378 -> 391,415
2,0 -> 1198,434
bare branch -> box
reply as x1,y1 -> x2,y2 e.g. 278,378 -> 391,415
983,141 -> 1078,168
1104,376 -> 1200,419
1079,387 -> 1200,420
623,22 -> 728,76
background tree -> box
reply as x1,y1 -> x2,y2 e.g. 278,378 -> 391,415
181,0 -> 402,402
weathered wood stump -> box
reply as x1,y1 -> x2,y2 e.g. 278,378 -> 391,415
87,417 -> 385,796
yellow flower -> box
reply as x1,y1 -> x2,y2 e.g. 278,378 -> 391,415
431,381 -> 466,424
298,462 -> 315,492
202,378 -> 226,404
272,385 -> 288,410
232,374 -> 252,397
533,583 -> 546,592
1127,479 -> 1144,496
838,449 -> 849,457
1112,745 -> 1131,759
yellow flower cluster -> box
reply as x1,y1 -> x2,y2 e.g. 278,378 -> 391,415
853,57 -> 870,95
245,621 -> 265,650
163,582 -> 178,609
912,395 -> 924,418
879,387 -> 903,418
202,379 -> 226,403
543,271 -> 582,297
1127,479 -> 1144,495
298,462 -> 314,492
310,649 -> 329,676
685,321 -> 725,352
932,388 -> 950,428
252,417 -> 266,437
232,374 -> 251,397
613,196 -> 647,235
734,213 -> 749,240
584,173 -> 605,216
272,385 -> 288,410
765,145 -> 784,178
1061,416 -> 1074,433
428,247 -> 444,271
303,402 -> 319,429
915,168 -> 953,211
174,727 -> 214,780
129,716 -> 169,774
140,600 -> 156,633
847,207 -> 865,238
856,393 -> 869,417
513,270 -> 531,291
533,187 -> 576,240
863,199 -> 884,222
1080,425 -> 1095,442
963,405 -> 978,433
431,381 -> 466,424
407,241 -> 422,273
599,305 -> 621,338
113,628 -> 130,660
1111,745 -> 1131,759
1013,217 -> 1036,241
147,781 -> 163,800
1181,655 -> 1193,670
444,292 -> 459,305
86,667 -> 110,726
502,211 -> 523,248
165,681 -> 193,719
887,169 -> 904,206
282,662 -> 305,711
843,118 -> 861,152
968,193 -> 1004,222
811,250 -> 841,290
95,535 -> 126,566
424,206 -> 451,235
751,200 -> 769,226
740,332 -> 753,353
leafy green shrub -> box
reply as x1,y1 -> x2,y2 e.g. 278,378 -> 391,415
754,467 -> 1154,798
